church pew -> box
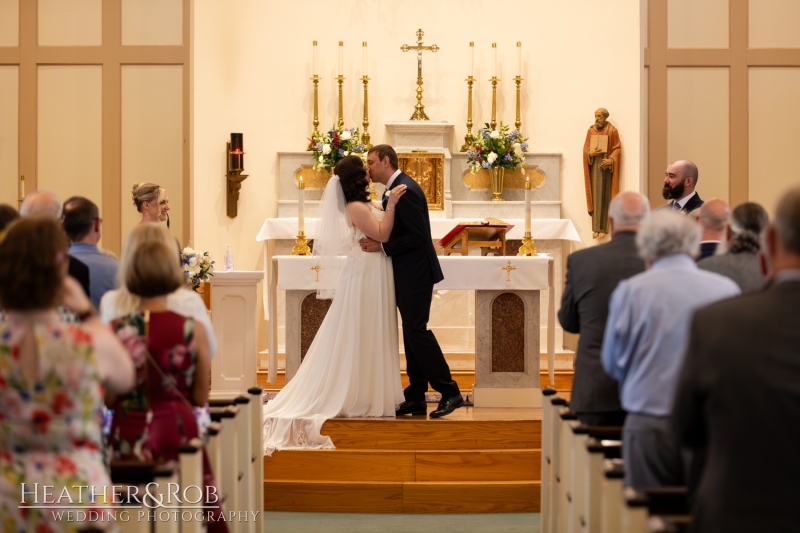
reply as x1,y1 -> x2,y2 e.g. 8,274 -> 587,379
544,397 -> 569,533
600,459 -> 625,533
209,404 -> 241,532
248,386 -> 265,533
206,421 -> 223,502
556,407 -> 579,533
111,461 -> 179,533
583,435 -> 622,533
622,487 -> 690,533
178,438 -> 204,533
647,515 -> 692,533
540,386 -> 558,533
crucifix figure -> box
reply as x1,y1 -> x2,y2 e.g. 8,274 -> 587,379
401,29 -> 439,120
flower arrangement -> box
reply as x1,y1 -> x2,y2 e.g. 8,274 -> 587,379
181,248 -> 215,292
310,118 -> 367,172
466,122 -> 527,173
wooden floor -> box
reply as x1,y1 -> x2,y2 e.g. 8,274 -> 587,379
263,406 -> 550,514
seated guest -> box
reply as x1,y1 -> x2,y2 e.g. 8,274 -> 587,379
132,182 -> 170,226
107,228 -> 226,532
20,190 -> 91,299
559,191 -> 650,426
694,198 -> 730,260
99,224 -> 217,357
0,203 -> 19,239
698,202 -> 768,292
671,186 -> 800,533
601,211 -> 740,487
660,159 -> 704,213
0,218 -> 134,531
63,196 -> 119,309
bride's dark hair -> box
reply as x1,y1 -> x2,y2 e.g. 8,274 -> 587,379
335,155 -> 370,203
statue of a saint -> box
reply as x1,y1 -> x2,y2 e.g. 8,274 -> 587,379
582,108 -> 621,239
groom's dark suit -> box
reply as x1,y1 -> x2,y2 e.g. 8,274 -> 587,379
383,172 -> 460,402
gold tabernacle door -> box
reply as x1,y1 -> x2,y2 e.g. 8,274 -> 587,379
397,151 -> 445,211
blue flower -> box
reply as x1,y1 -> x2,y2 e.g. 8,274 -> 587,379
503,154 -> 512,161
316,142 -> 323,151
339,149 -> 345,156
481,161 -> 491,169
521,143 -> 528,150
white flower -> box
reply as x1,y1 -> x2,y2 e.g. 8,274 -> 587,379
190,265 -> 201,275
340,130 -> 352,141
513,142 -> 521,154
490,130 -> 500,139
322,144 -> 331,155
189,256 -> 198,268
487,152 -> 498,164
343,151 -> 349,156
318,156 -> 324,163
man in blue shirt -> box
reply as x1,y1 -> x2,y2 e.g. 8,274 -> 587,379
63,197 -> 119,309
601,210 -> 740,487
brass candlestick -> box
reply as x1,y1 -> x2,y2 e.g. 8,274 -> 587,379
490,76 -> 499,129
401,29 -> 439,121
460,76 -> 475,152
362,75 -> 372,149
517,232 -> 537,256
292,177 -> 311,256
518,179 -> 537,255
514,75 -> 523,135
337,75 -> 345,124
292,232 -> 311,256
307,74 -> 320,151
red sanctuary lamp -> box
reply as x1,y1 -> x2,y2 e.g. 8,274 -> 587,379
226,133 -> 248,218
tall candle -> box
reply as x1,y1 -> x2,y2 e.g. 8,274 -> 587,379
492,43 -> 497,78
312,40 -> 318,74
517,41 -> 522,76
298,176 -> 305,233
362,42 -> 368,76
469,41 -> 474,78
525,177 -> 532,233
338,41 -> 344,75
19,175 -> 25,203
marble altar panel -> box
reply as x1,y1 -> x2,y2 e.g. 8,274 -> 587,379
491,293 -> 525,373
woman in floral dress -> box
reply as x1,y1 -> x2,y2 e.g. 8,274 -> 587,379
0,218 -> 134,532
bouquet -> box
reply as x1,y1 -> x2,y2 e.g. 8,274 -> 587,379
310,118 -> 367,173
181,247 -> 215,292
466,122 -> 527,173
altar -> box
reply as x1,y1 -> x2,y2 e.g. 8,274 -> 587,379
269,254 -> 556,408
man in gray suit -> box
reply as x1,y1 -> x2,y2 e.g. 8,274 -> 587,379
558,191 -> 650,426
671,186 -> 800,532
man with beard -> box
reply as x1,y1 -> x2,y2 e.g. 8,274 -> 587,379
661,159 -> 704,213
582,108 -> 622,239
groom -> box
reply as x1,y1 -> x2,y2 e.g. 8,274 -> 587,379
360,144 -> 464,419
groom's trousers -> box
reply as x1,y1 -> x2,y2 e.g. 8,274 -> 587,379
396,284 -> 460,403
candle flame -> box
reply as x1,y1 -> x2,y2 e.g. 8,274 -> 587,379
339,41 -> 343,46
469,42 -> 474,47
313,40 -> 317,46
517,41 -> 521,47
492,43 -> 497,48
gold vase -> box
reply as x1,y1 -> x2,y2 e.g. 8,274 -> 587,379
491,167 -> 505,201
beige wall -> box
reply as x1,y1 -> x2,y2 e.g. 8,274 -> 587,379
668,0 -> 728,48
0,66 -> 19,207
192,0 -> 644,271
750,0 -> 800,48
38,0 -> 102,46
0,0 -> 19,47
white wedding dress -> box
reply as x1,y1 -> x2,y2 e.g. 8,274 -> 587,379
262,210 -> 403,456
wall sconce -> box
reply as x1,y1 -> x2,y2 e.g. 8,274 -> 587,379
226,133 -> 248,218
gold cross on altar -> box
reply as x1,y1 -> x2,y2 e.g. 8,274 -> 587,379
501,261 -> 517,282
400,29 -> 439,120
310,265 -> 321,283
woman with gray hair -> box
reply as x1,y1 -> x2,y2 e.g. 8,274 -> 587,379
698,202 -> 768,292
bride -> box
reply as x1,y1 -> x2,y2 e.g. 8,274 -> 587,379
262,155 -> 408,454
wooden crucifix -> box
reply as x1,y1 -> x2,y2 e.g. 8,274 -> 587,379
401,29 -> 439,120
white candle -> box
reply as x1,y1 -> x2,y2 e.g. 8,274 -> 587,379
298,177 -> 305,233
469,41 -> 474,78
517,41 -> 522,76
525,177 -> 532,233
338,41 -> 344,75
312,40 -> 318,75
492,43 -> 497,78
19,175 -> 25,203
362,42 -> 368,76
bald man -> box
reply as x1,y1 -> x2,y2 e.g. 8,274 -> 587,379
695,199 -> 730,260
661,160 -> 704,213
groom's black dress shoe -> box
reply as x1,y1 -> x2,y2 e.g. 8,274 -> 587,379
396,400 -> 427,416
429,395 -> 465,419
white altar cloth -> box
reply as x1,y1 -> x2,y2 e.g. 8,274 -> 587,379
267,255 -> 556,386
256,217 -> 581,243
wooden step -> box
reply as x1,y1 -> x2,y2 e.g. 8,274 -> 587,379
263,480 -> 540,513
264,449 -> 540,482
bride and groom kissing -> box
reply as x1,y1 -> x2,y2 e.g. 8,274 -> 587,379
262,144 -> 463,454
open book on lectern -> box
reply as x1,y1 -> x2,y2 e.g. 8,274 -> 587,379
435,218 -> 515,248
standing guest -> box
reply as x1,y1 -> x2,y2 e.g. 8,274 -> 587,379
99,223 -> 217,358
660,160 -> 704,213
698,202 -> 768,292
63,196 -> 119,309
671,186 -> 800,533
601,211 -> 740,487
0,218 -> 134,531
694,199 -> 730,260
0,203 -> 18,239
20,190 -> 91,299
559,191 -> 650,427
131,182 -> 170,226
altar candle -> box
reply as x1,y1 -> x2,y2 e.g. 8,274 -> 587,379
469,41 -> 474,78
19,175 -> 25,202
492,42 -> 497,78
517,41 -> 522,76
338,41 -> 344,75
362,42 -> 368,76
312,40 -> 318,74
298,176 -> 305,233
525,176 -> 532,233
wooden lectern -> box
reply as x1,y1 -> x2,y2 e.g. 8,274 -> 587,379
436,219 -> 514,256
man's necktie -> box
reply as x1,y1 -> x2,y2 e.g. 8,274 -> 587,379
673,201 -> 682,211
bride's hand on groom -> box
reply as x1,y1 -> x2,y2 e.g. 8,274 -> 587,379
386,185 -> 407,209
359,237 -> 382,253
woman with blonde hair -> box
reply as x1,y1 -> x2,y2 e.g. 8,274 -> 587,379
132,182 -> 170,225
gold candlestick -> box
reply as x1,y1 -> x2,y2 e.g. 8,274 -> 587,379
514,75 -> 523,134
517,179 -> 537,256
490,76 -> 499,129
307,74 -> 320,151
460,76 -> 475,152
337,75 -> 345,124
362,75 -> 372,149
292,177 -> 311,256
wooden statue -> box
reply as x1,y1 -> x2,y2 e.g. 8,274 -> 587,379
582,108 -> 621,239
